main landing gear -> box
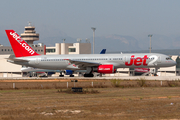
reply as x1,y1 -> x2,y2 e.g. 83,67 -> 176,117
59,72 -> 64,77
59,72 -> 74,77
59,74 -> 74,77
84,73 -> 94,77
59,75 -> 64,77
84,67 -> 94,77
151,67 -> 159,76
70,74 -> 74,77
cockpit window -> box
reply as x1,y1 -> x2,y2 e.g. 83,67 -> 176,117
166,57 -> 172,60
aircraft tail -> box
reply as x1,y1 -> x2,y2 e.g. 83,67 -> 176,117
100,49 -> 106,54
5,30 -> 40,57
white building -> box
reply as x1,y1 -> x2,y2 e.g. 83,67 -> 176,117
0,45 -> 14,55
46,43 -> 91,55
0,44 -> 44,55
0,55 -> 22,77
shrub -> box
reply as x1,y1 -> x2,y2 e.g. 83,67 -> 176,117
111,79 -> 121,87
137,78 -> 146,87
167,81 -> 179,87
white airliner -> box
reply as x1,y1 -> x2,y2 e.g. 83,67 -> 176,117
5,30 -> 176,77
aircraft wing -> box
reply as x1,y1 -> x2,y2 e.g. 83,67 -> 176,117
66,59 -> 100,68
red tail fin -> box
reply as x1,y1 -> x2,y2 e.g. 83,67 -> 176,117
5,30 -> 40,57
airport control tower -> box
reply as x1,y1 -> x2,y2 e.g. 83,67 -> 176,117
20,22 -> 39,44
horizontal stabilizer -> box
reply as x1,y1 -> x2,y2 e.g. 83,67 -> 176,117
6,58 -> 29,62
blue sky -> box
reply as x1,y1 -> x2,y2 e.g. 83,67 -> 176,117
1,0 -> 180,41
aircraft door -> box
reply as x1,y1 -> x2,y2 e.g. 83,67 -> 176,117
157,56 -> 161,63
35,58 -> 41,64
123,56 -> 128,63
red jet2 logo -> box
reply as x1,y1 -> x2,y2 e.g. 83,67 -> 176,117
125,55 -> 148,66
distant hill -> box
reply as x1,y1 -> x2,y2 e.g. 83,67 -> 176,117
93,34 -> 140,53
107,49 -> 180,56
39,36 -> 76,47
1,30 -> 180,54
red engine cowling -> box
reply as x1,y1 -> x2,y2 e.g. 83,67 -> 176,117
97,64 -> 116,74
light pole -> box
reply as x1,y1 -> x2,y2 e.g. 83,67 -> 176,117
91,27 -> 96,54
148,34 -> 153,53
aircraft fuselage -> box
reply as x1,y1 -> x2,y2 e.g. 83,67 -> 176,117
12,53 -> 176,71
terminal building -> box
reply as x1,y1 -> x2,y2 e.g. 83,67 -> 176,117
46,43 -> 91,55
0,23 -> 180,77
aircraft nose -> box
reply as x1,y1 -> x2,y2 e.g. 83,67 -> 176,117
173,60 -> 177,66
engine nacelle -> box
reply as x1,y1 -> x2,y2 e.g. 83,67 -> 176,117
47,72 -> 56,75
64,70 -> 73,75
96,64 -> 116,74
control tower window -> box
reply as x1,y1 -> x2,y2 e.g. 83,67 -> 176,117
25,28 -> 34,30
21,36 -> 39,38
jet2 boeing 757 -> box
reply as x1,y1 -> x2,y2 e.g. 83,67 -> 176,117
5,30 -> 176,77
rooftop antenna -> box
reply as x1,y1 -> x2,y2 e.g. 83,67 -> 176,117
77,38 -> 82,43
86,38 -> 90,43
62,39 -> 66,43
28,21 -> 32,26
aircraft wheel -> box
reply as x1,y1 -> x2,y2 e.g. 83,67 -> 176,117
59,75 -> 64,77
90,74 -> 94,77
70,75 -> 74,77
84,74 -> 94,77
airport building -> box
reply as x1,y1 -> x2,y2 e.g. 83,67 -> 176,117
20,23 -> 39,44
46,43 -> 91,55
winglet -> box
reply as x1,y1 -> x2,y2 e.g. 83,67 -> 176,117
5,30 -> 40,57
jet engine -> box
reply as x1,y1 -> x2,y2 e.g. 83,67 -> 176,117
47,72 -> 56,75
64,70 -> 73,75
94,64 -> 116,74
